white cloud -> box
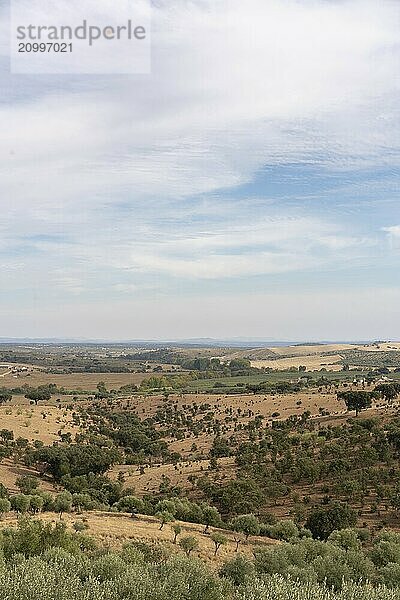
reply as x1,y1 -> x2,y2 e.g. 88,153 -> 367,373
100,216 -> 375,279
383,225 -> 400,249
383,226 -> 400,237
1,0 -> 399,208
0,0 -> 399,336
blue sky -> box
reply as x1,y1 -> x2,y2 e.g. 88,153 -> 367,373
0,0 -> 399,340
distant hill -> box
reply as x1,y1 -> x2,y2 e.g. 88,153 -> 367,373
0,337 -> 375,348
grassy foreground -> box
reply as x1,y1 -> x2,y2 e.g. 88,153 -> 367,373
0,519 -> 400,600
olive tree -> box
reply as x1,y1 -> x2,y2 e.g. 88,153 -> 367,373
230,514 -> 260,541
172,523 -> 182,544
211,532 -> 227,556
54,491 -> 73,519
156,510 -> 174,530
179,535 -> 199,556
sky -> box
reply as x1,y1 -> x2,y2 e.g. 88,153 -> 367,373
0,0 -> 399,341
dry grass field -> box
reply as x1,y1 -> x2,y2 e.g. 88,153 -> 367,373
107,390 -> 350,496
223,342 -> 400,371
0,459 -> 57,493
268,344 -> 354,357
125,391 -> 348,456
223,343 -> 354,362
109,456 -> 237,497
0,387 -> 348,508
128,390 -> 347,420
251,355 -> 343,371
0,510 -> 278,565
0,370 -> 157,391
0,403 -> 80,492
0,403 -> 78,444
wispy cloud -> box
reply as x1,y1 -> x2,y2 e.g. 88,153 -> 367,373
0,0 -> 399,336
383,226 -> 400,237
1,0 -> 399,207
383,225 -> 400,250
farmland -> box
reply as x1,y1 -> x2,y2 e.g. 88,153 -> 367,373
0,370 -> 158,392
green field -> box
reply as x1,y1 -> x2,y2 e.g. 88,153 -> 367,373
185,369 -> 374,392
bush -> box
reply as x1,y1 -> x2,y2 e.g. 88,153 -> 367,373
379,563 -> 400,588
90,553 -> 128,582
220,554 -> 255,585
54,492 -> 73,517
10,494 -> 31,514
267,520 -> 299,541
72,521 -> 88,533
253,536 -> 376,590
3,521 -> 400,599
116,495 -> 145,514
0,497 -> 11,518
123,540 -> 167,564
328,529 -> 361,551
0,518 -> 89,558
16,475 -> 39,495
29,495 -> 44,514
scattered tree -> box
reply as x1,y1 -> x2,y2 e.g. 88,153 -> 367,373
29,495 -> 44,514
172,523 -> 181,544
16,475 -> 39,495
0,389 -> 12,404
157,510 -> 174,530
202,505 -> 222,533
179,535 -> 199,556
230,514 -> 260,541
337,391 -> 376,416
210,532 -> 227,556
11,493 -> 30,514
54,492 -> 73,519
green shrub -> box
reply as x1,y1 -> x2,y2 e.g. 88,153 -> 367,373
220,554 -> 255,585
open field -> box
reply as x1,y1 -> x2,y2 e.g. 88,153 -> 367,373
2,367 -> 398,396
0,458 -> 58,493
251,354 -> 343,371
0,368 -> 12,377
0,403 -> 78,444
0,370 -> 157,391
125,389 -> 347,418
0,510 -> 278,565
225,342 -> 400,359
184,369 -> 398,392
109,457 -> 237,497
2,342 -> 400,388
221,343 -> 355,363
222,342 -> 400,371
